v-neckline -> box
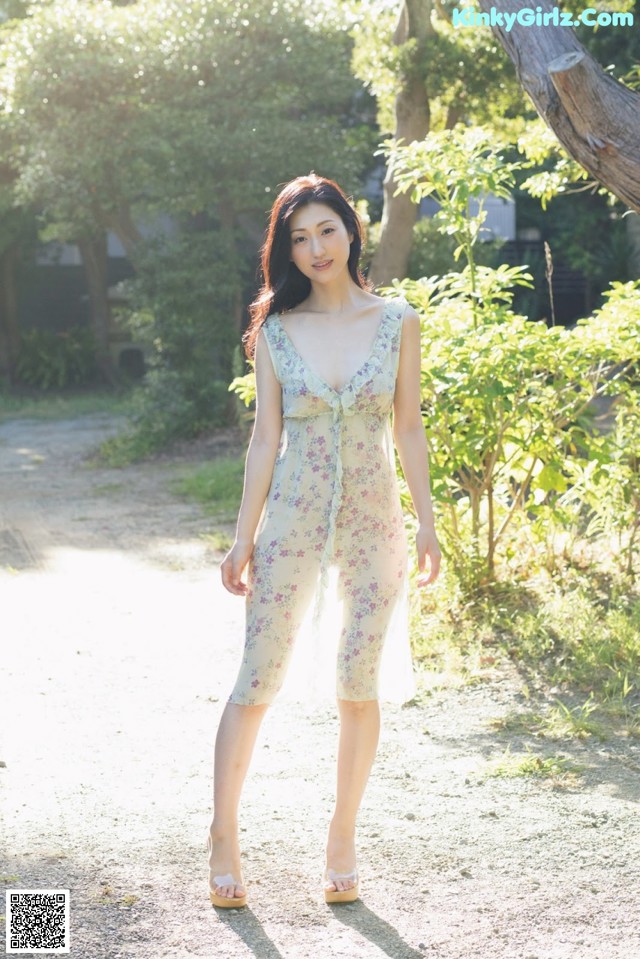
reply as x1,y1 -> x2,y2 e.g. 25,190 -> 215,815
274,300 -> 391,396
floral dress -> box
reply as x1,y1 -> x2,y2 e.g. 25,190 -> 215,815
228,297 -> 415,706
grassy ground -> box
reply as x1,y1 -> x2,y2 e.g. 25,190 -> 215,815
174,456 -> 244,522
0,388 -> 134,422
411,567 -> 640,741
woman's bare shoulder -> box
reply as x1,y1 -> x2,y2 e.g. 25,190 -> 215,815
398,303 -> 421,350
401,303 -> 420,324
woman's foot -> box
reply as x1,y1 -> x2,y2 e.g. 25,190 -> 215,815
325,826 -> 358,900
207,829 -> 247,907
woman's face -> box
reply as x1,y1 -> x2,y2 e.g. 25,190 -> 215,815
288,202 -> 353,284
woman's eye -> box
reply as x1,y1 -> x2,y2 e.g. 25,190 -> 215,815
322,228 -> 335,235
292,236 -> 305,244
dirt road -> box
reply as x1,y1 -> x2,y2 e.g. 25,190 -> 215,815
1,413 -> 639,959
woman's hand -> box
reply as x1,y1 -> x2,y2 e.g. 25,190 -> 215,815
220,539 -> 254,596
416,524 -> 441,587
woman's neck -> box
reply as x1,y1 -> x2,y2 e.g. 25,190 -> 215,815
304,276 -> 364,315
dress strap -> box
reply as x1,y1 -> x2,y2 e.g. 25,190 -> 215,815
261,316 -> 285,384
388,297 -> 407,381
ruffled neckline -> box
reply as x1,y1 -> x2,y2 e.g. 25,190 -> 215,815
271,298 -> 402,407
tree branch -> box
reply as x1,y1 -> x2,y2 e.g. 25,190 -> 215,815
477,0 -> 640,211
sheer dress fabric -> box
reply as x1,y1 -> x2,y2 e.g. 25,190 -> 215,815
228,297 -> 415,706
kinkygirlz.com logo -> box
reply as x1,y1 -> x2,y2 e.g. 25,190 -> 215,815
452,6 -> 634,30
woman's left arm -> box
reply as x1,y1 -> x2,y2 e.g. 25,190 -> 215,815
392,305 -> 441,587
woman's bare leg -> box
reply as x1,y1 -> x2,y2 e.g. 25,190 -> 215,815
208,701 -> 269,900
326,699 -> 380,892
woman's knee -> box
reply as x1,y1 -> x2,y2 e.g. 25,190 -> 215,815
337,697 -> 379,717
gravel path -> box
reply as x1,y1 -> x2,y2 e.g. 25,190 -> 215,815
1,413 -> 639,959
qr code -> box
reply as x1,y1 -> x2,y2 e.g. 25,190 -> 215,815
6,889 -> 70,954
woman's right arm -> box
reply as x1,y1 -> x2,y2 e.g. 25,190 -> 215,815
220,329 -> 282,596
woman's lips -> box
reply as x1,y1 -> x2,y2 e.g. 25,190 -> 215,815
313,260 -> 332,270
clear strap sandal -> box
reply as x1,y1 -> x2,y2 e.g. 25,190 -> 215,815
207,833 -> 247,908
324,867 -> 359,904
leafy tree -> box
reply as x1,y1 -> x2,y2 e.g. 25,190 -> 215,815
0,0 -> 370,251
350,0 -> 528,285
477,0 -> 640,214
0,0 -> 372,401
353,0 -> 640,289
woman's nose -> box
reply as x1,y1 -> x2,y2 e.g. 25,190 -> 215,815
311,234 -> 325,256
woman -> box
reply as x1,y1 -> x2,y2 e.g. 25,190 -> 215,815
208,173 -> 441,908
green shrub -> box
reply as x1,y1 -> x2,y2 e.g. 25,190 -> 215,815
407,214 -> 505,281
387,126 -> 640,585
16,326 -> 97,389
105,229 -> 245,458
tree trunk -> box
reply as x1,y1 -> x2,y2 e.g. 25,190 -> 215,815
78,234 -> 114,384
369,0 -> 432,288
104,204 -> 144,262
0,245 -> 21,383
478,0 -> 640,212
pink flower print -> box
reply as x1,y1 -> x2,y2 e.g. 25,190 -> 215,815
251,679 -> 260,688
274,593 -> 284,603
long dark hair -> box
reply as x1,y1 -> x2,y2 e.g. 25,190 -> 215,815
243,173 -> 369,358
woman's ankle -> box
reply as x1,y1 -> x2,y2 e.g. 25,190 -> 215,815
328,816 -> 356,840
208,821 -> 239,844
